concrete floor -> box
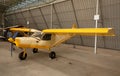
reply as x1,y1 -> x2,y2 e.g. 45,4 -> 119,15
0,42 -> 120,76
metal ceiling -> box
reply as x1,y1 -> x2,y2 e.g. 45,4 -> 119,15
7,0 -> 56,12
0,0 -> 53,12
0,0 -> 23,12
0,0 -> 23,6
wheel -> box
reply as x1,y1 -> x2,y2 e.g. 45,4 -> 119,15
49,51 -> 56,59
19,52 -> 27,60
33,48 -> 38,53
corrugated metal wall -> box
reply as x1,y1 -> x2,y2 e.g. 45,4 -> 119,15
5,0 -> 120,50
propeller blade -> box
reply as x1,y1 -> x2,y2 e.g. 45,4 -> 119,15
13,32 -> 18,39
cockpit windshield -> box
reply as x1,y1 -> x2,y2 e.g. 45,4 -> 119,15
31,32 -> 42,38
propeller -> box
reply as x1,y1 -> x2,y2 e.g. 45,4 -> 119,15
8,32 -> 19,56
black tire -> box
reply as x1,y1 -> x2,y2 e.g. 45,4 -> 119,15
33,48 -> 38,53
49,51 -> 56,59
19,52 -> 27,60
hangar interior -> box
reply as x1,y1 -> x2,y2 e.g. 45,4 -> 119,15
0,0 -> 120,76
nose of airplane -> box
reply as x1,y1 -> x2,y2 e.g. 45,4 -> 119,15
8,38 -> 15,43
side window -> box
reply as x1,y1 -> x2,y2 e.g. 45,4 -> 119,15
17,32 -> 24,37
42,34 -> 51,40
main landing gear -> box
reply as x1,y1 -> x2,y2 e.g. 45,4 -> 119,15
18,49 -> 56,60
32,48 -> 56,59
49,51 -> 56,59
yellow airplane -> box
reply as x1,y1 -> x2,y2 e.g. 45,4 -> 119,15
8,24 -> 115,60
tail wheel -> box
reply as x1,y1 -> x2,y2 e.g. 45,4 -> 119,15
49,51 -> 56,59
19,52 -> 27,60
33,48 -> 38,53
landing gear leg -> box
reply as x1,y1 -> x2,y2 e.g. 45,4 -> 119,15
19,49 -> 27,60
49,51 -> 56,59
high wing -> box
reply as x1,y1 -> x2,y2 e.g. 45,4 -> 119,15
5,25 -> 24,29
9,27 -> 41,32
42,27 -> 115,47
1,25 -> 40,33
42,28 -> 114,36
0,25 -> 24,33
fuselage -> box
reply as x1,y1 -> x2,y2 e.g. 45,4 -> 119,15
15,37 -> 52,50
14,32 -> 75,50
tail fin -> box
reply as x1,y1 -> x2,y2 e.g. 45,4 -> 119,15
72,24 -> 77,28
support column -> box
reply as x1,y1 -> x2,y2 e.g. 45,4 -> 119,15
94,0 -> 99,54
